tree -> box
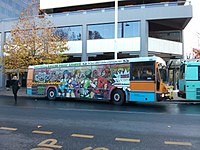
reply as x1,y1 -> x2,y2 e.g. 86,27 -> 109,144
88,30 -> 103,39
192,48 -> 200,59
3,0 -> 68,73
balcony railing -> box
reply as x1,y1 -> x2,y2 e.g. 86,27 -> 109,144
48,1 -> 191,17
0,1 -> 191,22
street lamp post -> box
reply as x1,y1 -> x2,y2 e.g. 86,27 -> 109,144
114,0 -> 118,60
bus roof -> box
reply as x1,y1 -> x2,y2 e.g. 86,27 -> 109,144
181,59 -> 200,65
28,56 -> 166,69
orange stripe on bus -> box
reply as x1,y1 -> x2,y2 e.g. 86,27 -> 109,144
130,81 -> 155,91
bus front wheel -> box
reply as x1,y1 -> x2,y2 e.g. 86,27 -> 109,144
111,89 -> 125,105
47,88 -> 56,100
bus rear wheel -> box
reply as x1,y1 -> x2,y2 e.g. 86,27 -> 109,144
47,88 -> 56,100
111,89 -> 125,105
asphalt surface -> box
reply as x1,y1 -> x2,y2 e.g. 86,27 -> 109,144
0,96 -> 200,150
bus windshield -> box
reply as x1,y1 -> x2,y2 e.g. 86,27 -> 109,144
179,64 -> 185,79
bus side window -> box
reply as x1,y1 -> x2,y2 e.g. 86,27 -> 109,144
131,62 -> 155,81
141,68 -> 154,80
132,67 -> 140,80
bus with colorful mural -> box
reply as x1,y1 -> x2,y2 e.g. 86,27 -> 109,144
26,56 -> 173,105
178,60 -> 200,100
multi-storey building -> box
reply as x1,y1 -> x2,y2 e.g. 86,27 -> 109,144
39,0 -> 193,62
0,0 -> 32,88
0,0 -> 193,88
0,0 -> 31,19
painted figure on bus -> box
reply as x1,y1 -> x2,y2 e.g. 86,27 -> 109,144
90,69 -> 99,98
66,72 -> 76,98
35,72 -> 49,82
71,69 -> 82,97
100,67 -> 112,98
91,67 -> 112,99
80,69 -> 95,98
58,70 -> 70,97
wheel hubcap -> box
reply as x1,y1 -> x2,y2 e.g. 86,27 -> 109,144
114,93 -> 120,102
49,91 -> 55,97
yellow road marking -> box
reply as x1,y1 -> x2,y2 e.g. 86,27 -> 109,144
37,139 -> 62,148
164,141 -> 192,146
32,130 -> 53,135
71,134 -> 94,139
83,147 -> 109,150
115,137 -> 140,143
0,127 -> 17,131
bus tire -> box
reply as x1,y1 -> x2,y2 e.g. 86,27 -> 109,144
111,89 -> 125,105
47,88 -> 56,100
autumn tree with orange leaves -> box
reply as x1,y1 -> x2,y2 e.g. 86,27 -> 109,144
3,0 -> 68,73
193,48 -> 200,59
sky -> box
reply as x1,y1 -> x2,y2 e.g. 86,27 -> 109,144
184,0 -> 200,58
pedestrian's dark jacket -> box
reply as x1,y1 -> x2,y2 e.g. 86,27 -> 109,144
11,79 -> 20,94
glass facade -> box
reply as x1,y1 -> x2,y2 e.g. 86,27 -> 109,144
149,30 -> 182,42
0,0 -> 31,20
4,32 -> 11,43
4,26 -> 82,43
0,33 -> 1,52
88,21 -> 140,39
54,26 -> 81,41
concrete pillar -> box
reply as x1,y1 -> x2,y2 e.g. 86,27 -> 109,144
81,24 -> 88,61
181,30 -> 184,59
140,19 -> 149,57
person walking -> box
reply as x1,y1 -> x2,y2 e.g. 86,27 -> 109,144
11,76 -> 20,104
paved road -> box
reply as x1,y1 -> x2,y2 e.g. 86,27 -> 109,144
0,96 -> 200,150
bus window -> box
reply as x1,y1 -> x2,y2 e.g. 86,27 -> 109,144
131,61 -> 155,81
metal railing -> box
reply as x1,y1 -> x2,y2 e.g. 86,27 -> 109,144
0,1 -> 191,23
47,1 -> 191,17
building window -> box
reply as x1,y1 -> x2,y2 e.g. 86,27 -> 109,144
149,30 -> 181,42
88,21 -> 140,40
88,23 -> 113,39
54,26 -> 81,41
118,22 -> 140,38
0,33 -> 1,51
4,32 -> 11,43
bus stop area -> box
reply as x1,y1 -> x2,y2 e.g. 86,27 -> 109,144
0,87 -> 28,97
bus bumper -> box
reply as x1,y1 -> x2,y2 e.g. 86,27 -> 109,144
157,92 -> 173,101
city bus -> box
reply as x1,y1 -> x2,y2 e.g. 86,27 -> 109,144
27,56 -> 173,105
178,60 -> 200,100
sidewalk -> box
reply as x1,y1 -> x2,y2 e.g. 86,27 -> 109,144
0,87 -> 28,97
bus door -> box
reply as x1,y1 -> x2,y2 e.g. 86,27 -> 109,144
130,61 -> 156,102
156,63 -> 171,100
178,64 -> 186,98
